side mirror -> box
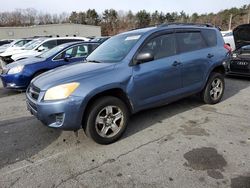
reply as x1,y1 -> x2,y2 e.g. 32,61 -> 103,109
64,54 -> 72,62
134,51 -> 154,65
37,46 -> 45,52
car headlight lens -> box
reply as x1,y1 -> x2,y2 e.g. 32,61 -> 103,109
44,82 -> 80,101
8,65 -> 24,74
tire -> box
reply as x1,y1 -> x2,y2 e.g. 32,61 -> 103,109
84,96 -> 129,145
201,72 -> 225,104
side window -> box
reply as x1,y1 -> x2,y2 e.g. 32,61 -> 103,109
75,45 -> 88,57
15,40 -> 25,47
53,45 -> 88,60
202,29 -> 217,47
40,40 -> 57,50
176,32 -> 207,53
57,39 -> 82,45
89,44 -> 100,53
139,33 -> 176,61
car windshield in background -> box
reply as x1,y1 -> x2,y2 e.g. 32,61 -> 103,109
24,39 -> 45,50
86,34 -> 141,63
22,40 -> 38,48
38,45 -> 65,59
224,32 -> 233,37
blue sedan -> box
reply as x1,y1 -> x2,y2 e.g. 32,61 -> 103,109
0,41 -> 100,89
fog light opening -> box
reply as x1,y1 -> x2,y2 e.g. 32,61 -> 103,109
55,113 -> 64,126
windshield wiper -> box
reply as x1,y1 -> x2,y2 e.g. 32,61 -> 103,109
87,60 -> 102,63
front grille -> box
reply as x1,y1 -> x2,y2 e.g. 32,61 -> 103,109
27,100 -> 37,112
230,61 -> 250,71
28,84 -> 41,101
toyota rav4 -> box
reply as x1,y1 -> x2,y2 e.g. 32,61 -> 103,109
26,24 -> 230,144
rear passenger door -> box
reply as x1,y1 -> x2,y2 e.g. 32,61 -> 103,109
175,30 -> 210,91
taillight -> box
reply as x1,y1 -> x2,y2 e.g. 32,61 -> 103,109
224,44 -> 232,53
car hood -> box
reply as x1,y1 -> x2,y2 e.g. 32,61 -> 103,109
0,49 -> 30,57
12,51 -> 39,61
32,62 -> 116,91
233,24 -> 250,50
5,57 -> 46,69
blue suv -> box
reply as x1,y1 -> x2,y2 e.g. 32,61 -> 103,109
26,24 -> 230,144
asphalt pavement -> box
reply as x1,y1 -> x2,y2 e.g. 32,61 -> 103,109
0,76 -> 249,188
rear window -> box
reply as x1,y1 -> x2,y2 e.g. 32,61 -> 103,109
202,29 -> 217,47
176,32 -> 207,53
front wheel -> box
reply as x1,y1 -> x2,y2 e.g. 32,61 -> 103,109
201,72 -> 225,104
84,96 -> 129,145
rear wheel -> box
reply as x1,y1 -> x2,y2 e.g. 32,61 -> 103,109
84,96 -> 129,145
201,72 -> 225,104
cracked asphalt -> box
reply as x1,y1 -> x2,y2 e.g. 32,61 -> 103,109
0,76 -> 250,188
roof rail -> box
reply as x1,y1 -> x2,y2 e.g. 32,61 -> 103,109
159,23 -> 214,28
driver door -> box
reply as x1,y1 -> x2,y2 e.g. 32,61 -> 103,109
131,32 -> 182,110
52,44 -> 89,68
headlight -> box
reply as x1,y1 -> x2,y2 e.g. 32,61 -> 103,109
8,65 -> 24,74
44,82 -> 80,101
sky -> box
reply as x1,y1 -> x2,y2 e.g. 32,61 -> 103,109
0,0 -> 249,14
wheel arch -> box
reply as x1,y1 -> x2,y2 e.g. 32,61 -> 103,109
32,69 -> 49,79
203,64 -> 226,91
81,88 -> 133,127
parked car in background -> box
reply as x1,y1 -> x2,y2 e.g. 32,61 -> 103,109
90,36 -> 110,43
0,37 -> 89,66
26,23 -> 229,144
0,41 -> 100,89
222,31 -> 235,51
221,30 -> 232,37
0,38 -> 32,54
227,24 -> 250,77
0,39 -> 14,46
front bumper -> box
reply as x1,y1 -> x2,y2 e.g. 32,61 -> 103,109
26,89 -> 84,130
227,71 -> 250,77
0,73 -> 30,89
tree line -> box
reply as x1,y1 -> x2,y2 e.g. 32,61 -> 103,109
0,5 -> 249,36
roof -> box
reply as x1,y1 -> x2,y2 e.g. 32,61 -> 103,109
120,23 -> 216,37
57,41 -> 101,48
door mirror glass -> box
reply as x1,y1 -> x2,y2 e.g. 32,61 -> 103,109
134,51 -> 154,64
64,54 -> 72,61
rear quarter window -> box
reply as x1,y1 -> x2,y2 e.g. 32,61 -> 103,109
176,32 -> 207,53
201,29 -> 217,47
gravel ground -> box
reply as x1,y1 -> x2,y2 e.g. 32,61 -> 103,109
0,76 -> 249,188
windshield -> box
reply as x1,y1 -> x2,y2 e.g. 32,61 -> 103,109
38,45 -> 65,59
24,39 -> 45,50
87,34 -> 141,63
22,40 -> 37,48
224,32 -> 233,37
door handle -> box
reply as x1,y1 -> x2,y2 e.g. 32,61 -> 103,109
172,61 -> 181,66
207,54 -> 214,58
